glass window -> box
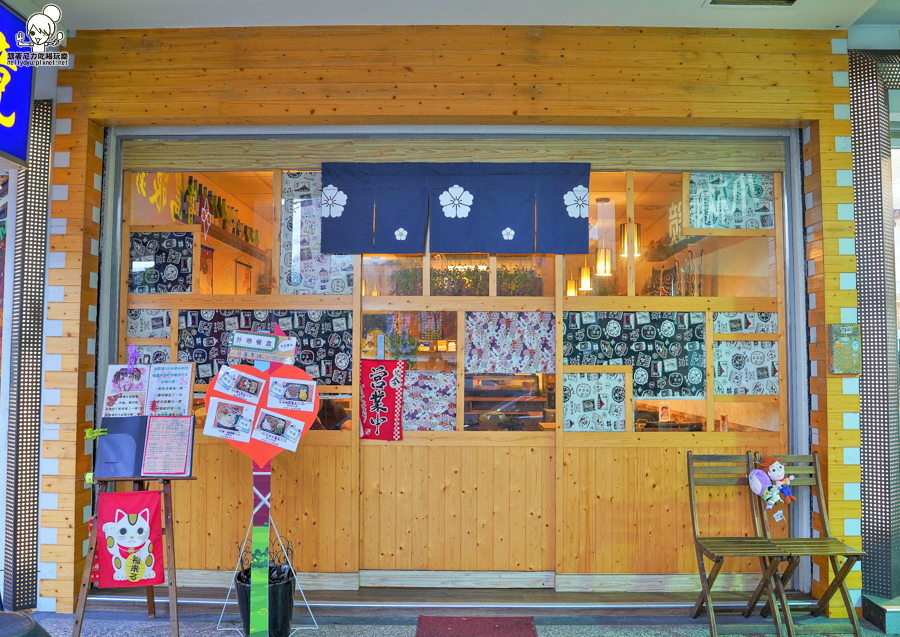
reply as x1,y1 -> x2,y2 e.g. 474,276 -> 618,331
126,171 -> 274,295
463,374 -> 552,431
430,253 -> 488,296
361,311 -> 457,371
280,171 -> 353,295
635,399 -> 706,432
497,255 -> 554,297
363,254 -> 423,296
713,401 -> 779,433
634,172 -> 776,298
564,172 -> 627,297
311,395 -> 353,431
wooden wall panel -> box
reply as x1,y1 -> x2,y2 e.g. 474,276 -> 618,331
168,435 -> 355,573
558,442 -> 786,575
361,441 -> 555,572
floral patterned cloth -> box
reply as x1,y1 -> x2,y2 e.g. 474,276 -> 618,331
402,370 -> 457,431
465,311 -> 555,374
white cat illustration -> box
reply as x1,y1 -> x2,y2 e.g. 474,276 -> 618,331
102,508 -> 156,582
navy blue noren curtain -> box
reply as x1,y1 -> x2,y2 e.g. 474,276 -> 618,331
320,162 -> 590,255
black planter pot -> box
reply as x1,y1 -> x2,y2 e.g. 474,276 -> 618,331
235,566 -> 295,637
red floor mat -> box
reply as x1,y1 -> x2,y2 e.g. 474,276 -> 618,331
416,616 -> 537,637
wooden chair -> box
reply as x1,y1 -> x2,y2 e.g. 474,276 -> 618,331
687,451 -> 790,637
750,452 -> 865,637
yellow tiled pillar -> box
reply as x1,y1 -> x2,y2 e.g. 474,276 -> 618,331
803,39 -> 863,612
35,108 -> 102,613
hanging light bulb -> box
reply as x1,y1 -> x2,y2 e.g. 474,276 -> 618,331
566,279 -> 576,296
634,223 -> 642,257
361,279 -> 366,296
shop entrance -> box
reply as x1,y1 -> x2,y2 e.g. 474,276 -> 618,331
111,138 -> 792,587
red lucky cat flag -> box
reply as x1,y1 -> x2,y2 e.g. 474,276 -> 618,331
96,491 -> 165,588
359,359 -> 405,441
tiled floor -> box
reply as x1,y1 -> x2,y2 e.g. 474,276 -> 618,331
29,612 -> 886,637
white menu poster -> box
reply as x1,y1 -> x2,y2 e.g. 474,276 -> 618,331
141,416 -> 195,476
251,408 -> 305,452
102,364 -> 150,417
147,363 -> 194,416
203,397 -> 255,443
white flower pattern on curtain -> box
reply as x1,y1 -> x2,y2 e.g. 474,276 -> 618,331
394,228 -> 408,241
502,227 -> 515,240
440,185 -> 474,218
321,185 -> 347,218
564,185 -> 589,218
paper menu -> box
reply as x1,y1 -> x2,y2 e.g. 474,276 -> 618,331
102,364 -> 151,418
141,416 -> 194,476
250,408 -> 305,452
213,365 -> 267,404
267,378 -> 316,412
147,364 -> 194,416
203,397 -> 255,443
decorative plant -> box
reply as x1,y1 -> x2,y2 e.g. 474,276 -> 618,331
430,266 -> 489,296
390,264 -> 424,295
497,265 -> 543,296
641,232 -> 702,263
384,329 -> 421,370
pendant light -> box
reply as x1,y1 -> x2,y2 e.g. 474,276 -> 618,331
579,257 -> 592,291
618,222 -> 642,258
595,198 -> 612,277
566,279 -> 576,296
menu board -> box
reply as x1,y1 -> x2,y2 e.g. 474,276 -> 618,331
146,364 -> 194,416
141,416 -> 194,476
102,364 -> 150,417
103,363 -> 194,418
179,309 -> 353,385
562,310 -> 706,398
563,372 -> 627,432
689,172 -> 775,230
713,340 -> 779,395
280,171 -> 354,296
128,232 -> 193,294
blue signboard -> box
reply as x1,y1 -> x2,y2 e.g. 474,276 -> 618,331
0,1 -> 34,166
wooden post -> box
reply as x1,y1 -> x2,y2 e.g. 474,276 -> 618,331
133,480 -> 156,619
161,480 -> 180,636
72,481 -> 106,637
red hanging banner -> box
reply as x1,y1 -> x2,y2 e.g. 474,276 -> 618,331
96,491 -> 165,588
359,359 -> 406,441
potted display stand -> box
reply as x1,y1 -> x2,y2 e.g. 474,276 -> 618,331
235,564 -> 295,637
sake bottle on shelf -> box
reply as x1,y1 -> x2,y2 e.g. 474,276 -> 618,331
219,198 -> 227,230
179,176 -> 191,223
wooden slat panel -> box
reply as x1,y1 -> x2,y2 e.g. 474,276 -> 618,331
121,139 -> 786,172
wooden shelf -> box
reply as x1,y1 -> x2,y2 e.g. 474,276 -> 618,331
641,233 -> 766,267
206,223 -> 270,262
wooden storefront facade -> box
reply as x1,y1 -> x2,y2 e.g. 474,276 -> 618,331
39,26 -> 858,613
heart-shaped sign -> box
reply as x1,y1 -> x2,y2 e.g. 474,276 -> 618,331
204,363 -> 320,466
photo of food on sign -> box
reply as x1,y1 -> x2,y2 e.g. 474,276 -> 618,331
251,408 -> 306,451
178,309 -> 352,385
562,310 -> 706,398
202,396 -> 254,443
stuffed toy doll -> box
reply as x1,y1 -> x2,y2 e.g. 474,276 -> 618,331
748,469 -> 782,510
758,455 -> 796,504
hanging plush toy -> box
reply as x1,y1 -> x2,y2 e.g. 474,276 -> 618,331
748,469 -> 782,510
758,455 -> 796,504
